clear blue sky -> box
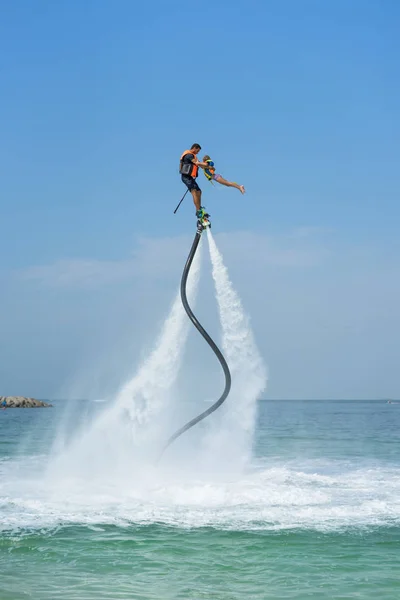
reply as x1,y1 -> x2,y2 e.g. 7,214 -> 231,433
1,0 -> 399,399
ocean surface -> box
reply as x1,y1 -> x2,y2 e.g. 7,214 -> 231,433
1,399 -> 400,600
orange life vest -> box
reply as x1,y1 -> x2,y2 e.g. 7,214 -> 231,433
179,150 -> 199,178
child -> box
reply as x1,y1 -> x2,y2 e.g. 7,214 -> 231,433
202,155 -> 245,194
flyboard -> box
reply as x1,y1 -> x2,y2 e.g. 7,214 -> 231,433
159,207 -> 231,458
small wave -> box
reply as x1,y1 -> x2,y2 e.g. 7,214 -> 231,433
1,458 -> 400,534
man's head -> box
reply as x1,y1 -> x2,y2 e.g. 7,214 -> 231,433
191,143 -> 201,155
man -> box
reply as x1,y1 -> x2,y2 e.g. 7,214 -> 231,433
179,143 -> 210,219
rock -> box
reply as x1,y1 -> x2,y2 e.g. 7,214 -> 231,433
0,396 -> 53,408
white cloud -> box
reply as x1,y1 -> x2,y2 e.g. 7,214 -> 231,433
16,229 -> 328,288
3,227 -> 400,400
19,258 -> 136,287
215,230 -> 329,268
16,235 -> 190,288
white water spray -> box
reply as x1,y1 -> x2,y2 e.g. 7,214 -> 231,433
6,235 -> 400,537
48,240 -> 203,480
205,230 -> 267,469
115,238 -> 203,430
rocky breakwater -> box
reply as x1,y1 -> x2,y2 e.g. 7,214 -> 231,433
0,396 -> 53,408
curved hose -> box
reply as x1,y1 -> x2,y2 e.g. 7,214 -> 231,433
160,227 -> 231,455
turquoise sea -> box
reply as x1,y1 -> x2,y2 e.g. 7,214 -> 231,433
1,399 -> 400,599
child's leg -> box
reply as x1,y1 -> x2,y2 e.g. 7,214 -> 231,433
215,175 -> 245,194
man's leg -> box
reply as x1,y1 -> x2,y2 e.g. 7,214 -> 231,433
189,179 -> 203,213
182,176 -> 203,211
191,189 -> 202,212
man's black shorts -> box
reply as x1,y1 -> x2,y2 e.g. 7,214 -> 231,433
181,175 -> 201,192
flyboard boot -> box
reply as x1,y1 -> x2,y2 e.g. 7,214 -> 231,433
196,207 -> 211,231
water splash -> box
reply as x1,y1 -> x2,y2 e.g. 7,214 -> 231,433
204,230 -> 267,470
115,238 -> 203,431
47,239 -> 203,480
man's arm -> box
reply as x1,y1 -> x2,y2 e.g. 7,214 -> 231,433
186,154 -> 208,169
193,159 -> 209,169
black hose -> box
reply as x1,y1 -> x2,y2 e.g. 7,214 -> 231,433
160,226 -> 231,456
173,189 -> 189,214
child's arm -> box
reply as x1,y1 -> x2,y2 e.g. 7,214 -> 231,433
194,160 -> 209,169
